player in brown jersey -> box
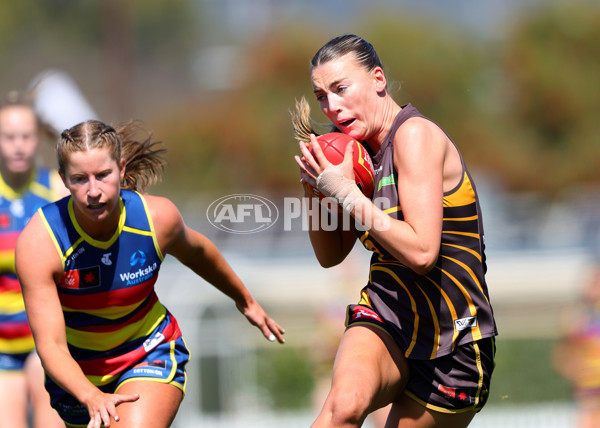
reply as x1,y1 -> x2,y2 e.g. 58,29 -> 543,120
293,34 -> 497,428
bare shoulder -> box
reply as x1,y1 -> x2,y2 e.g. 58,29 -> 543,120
142,193 -> 183,226
395,116 -> 446,146
393,116 -> 450,163
140,194 -> 185,248
18,211 -> 47,249
394,116 -> 462,189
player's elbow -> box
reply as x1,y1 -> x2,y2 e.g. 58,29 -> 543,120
315,253 -> 343,268
408,250 -> 438,276
311,243 -> 347,268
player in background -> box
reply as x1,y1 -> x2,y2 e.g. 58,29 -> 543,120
16,119 -> 285,428
0,92 -> 67,427
293,34 -> 497,427
554,259 -> 600,428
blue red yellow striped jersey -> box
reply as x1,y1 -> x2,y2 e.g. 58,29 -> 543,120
38,190 -> 182,386
357,104 -> 497,360
0,168 -> 59,354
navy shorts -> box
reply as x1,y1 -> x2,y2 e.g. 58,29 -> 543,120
46,335 -> 190,427
346,304 -> 496,413
0,350 -> 33,371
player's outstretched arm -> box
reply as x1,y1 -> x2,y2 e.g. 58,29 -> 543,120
15,213 -> 140,427
148,195 -> 285,344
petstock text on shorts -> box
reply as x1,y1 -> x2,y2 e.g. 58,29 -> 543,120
206,194 -> 391,234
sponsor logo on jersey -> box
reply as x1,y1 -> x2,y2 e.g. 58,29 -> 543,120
132,358 -> 168,377
119,261 -> 158,286
101,253 -> 112,266
350,306 -> 383,323
143,331 -> 165,352
0,213 -> 11,229
130,250 -> 146,267
62,266 -> 101,289
65,247 -> 86,269
438,384 -> 473,403
377,174 -> 396,191
134,360 -> 167,369
9,199 -> 24,218
454,316 -> 478,332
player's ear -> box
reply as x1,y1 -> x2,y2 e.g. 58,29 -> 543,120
372,67 -> 387,93
119,158 -> 126,181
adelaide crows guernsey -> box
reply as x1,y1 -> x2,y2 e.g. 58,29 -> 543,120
39,189 -> 182,386
357,104 -> 497,360
0,168 -> 59,355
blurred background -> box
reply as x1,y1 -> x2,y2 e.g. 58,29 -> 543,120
2,0 -> 600,426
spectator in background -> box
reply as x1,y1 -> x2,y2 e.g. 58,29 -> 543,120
554,260 -> 600,428
0,91 -> 67,427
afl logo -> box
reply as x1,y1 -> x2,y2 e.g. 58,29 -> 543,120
130,250 -> 146,267
206,194 -> 278,234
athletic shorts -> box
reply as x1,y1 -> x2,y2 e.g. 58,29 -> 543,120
46,335 -> 190,427
346,304 -> 496,413
0,350 -> 33,371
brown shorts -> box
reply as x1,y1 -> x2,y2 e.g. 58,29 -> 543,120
346,304 -> 496,413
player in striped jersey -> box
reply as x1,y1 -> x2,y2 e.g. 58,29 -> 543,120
15,120 -> 285,427
554,262 -> 600,428
0,92 -> 66,428
294,35 -> 497,428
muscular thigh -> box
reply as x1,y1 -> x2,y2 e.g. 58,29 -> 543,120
388,394 -> 475,428
333,325 -> 409,411
113,381 -> 183,428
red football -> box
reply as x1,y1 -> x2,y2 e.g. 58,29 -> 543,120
307,132 -> 375,200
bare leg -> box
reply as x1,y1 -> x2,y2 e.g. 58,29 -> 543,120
0,371 -> 28,428
24,352 -> 64,428
312,325 -> 409,428
386,393 -> 476,428
367,403 -> 391,428
112,380 -> 183,427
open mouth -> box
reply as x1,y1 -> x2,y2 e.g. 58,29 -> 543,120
87,203 -> 106,210
338,118 -> 355,128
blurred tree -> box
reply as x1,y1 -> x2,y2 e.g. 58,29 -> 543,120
3,0 -> 598,198
152,17 -> 491,198
256,345 -> 314,410
0,0 -> 196,122
100,0 -> 134,118
152,27 -> 325,198
497,1 -> 600,193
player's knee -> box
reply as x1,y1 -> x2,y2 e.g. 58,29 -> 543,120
325,388 -> 370,425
